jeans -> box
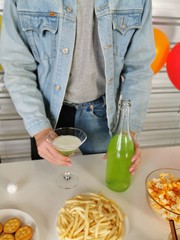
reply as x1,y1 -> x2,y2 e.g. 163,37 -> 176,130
73,96 -> 111,154
31,96 -> 111,159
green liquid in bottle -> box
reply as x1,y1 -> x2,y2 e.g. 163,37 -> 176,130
106,133 -> 134,192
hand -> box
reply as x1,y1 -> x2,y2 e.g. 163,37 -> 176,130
129,140 -> 141,175
103,137 -> 141,175
34,129 -> 72,166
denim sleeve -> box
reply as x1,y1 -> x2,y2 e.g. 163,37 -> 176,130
120,0 -> 156,135
0,0 -> 52,136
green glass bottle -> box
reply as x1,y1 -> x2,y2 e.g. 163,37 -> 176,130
106,99 -> 134,192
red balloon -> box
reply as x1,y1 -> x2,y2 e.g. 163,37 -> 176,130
166,42 -> 180,90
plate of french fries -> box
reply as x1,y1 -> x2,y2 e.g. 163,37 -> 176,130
56,192 -> 128,240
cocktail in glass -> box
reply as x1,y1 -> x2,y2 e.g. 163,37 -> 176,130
47,127 -> 87,189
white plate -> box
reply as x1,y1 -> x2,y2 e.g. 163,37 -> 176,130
0,209 -> 39,240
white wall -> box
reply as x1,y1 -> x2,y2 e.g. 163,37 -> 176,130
138,0 -> 180,147
0,0 -> 3,10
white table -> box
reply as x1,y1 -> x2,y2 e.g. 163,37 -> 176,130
0,146 -> 180,240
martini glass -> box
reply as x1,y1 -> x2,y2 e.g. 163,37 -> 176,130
47,127 -> 87,189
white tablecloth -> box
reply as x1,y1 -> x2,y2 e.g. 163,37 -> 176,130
0,146 -> 180,240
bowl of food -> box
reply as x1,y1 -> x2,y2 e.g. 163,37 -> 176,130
145,168 -> 180,225
56,192 -> 129,240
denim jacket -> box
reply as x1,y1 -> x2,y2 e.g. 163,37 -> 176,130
0,0 -> 155,137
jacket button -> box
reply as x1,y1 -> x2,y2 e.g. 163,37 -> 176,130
62,48 -> 69,54
54,85 -> 61,91
66,6 -> 73,13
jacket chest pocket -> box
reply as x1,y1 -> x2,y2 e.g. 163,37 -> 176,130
19,13 -> 59,61
112,12 -> 142,57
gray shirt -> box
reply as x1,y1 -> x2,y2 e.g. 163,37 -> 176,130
64,0 -> 105,103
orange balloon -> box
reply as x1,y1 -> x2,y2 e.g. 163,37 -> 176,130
151,28 -> 170,74
0,14 -> 2,30
0,15 -> 3,72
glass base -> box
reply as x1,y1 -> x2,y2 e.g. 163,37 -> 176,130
56,171 -> 79,189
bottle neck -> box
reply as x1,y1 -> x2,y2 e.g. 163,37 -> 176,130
119,100 -> 131,139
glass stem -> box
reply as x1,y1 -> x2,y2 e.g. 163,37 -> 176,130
63,171 -> 71,180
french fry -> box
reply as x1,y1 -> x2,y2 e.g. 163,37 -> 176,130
56,192 -> 126,240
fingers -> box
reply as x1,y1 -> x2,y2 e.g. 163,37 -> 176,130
38,140 -> 72,166
35,129 -> 72,166
129,141 -> 141,175
103,141 -> 141,175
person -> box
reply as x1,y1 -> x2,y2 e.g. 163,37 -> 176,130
0,0 -> 155,175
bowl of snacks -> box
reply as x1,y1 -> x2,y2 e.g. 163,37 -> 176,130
145,168 -> 180,225
56,192 -> 129,240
